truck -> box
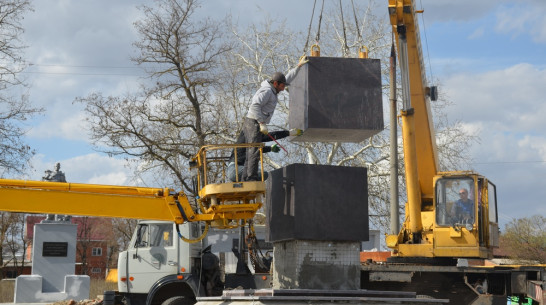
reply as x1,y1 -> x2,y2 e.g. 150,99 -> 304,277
0,143 -> 273,305
360,1 -> 545,304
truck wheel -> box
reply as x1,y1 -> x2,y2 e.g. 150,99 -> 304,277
161,296 -> 195,305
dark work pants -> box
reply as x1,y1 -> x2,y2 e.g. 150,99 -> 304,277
242,117 -> 261,181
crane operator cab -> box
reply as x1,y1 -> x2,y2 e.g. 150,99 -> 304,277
436,177 -> 476,227
433,173 -> 500,258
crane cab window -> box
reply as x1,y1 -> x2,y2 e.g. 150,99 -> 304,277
436,178 -> 475,226
488,181 -> 498,223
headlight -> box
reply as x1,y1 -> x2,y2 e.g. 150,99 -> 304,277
465,224 -> 473,231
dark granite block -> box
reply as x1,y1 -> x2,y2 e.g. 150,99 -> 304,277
289,56 -> 383,142
266,163 -> 369,242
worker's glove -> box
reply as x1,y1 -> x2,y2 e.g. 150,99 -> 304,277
289,128 -> 303,136
259,123 -> 268,135
298,56 -> 309,67
271,144 -> 280,153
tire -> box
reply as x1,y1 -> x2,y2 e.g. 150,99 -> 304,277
161,296 -> 195,305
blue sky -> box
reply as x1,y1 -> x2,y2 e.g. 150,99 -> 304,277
13,0 -> 546,229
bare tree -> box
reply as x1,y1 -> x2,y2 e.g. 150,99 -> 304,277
75,217 -> 92,275
107,218 -> 138,268
0,0 -> 43,176
77,0 -> 232,193
500,215 -> 546,264
4,213 -> 28,277
0,212 -> 24,279
74,217 -> 112,275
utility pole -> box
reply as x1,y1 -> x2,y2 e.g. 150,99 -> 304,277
389,42 -> 400,236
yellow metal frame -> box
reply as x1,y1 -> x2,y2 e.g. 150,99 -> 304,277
0,144 -> 268,232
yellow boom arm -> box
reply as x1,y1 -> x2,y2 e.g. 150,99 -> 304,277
0,179 -> 261,224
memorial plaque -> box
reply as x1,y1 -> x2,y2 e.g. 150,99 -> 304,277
42,242 -> 68,257
289,56 -> 383,142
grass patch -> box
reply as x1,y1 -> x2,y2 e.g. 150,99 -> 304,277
90,278 -> 117,299
0,279 -> 15,303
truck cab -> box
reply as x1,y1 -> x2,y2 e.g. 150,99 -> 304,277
117,221 -> 202,305
117,220 -> 271,305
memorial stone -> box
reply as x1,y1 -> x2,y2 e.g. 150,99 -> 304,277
289,56 -> 383,142
14,163 -> 89,303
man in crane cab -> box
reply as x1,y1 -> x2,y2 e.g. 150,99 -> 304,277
241,57 -> 308,181
451,188 -> 474,224
227,129 -> 302,182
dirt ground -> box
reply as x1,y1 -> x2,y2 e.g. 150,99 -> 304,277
51,299 -> 104,305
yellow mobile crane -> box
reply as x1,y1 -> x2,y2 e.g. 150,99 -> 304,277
386,0 -> 499,259
361,2 -> 545,304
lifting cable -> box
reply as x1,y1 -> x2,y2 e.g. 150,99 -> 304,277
339,0 -> 350,56
314,0 -> 325,45
418,0 -> 435,85
302,0 -> 318,56
303,0 -> 324,57
350,0 -> 363,44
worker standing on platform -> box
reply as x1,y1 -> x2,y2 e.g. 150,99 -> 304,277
242,57 -> 308,181
228,129 -> 302,182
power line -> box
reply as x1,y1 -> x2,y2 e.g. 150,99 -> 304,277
21,71 -> 143,76
472,160 -> 546,165
29,63 -> 143,69
22,63 -> 163,76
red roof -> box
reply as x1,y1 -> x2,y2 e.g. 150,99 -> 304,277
26,215 -> 114,241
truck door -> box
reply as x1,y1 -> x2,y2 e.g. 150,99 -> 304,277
126,223 -> 179,293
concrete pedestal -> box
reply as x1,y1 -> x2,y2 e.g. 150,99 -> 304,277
272,240 -> 361,290
266,164 -> 368,290
14,274 -> 90,303
266,164 -> 368,242
14,222 -> 89,303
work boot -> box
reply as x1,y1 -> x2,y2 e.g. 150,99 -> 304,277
244,175 -> 260,182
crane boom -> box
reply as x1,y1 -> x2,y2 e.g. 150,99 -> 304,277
0,179 -> 261,224
389,0 -> 439,243
0,144 -> 266,231
389,0 -> 439,200
0,179 -> 180,221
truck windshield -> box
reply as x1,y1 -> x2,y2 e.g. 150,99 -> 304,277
436,178 -> 475,226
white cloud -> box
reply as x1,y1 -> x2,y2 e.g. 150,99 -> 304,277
28,153 -> 135,185
443,63 -> 546,132
495,3 -> 546,44
28,107 -> 88,140
419,0 -> 503,22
